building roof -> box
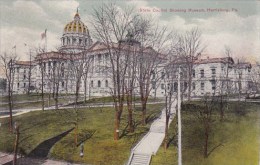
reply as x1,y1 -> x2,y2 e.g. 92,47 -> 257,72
194,57 -> 234,64
235,62 -> 251,69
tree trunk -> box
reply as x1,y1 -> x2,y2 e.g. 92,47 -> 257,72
8,87 -> 13,131
13,125 -> 19,165
48,93 -> 51,107
114,111 -> 120,140
188,73 -> 192,101
74,124 -> 78,146
127,93 -> 134,133
220,96 -> 224,121
54,83 -> 59,110
164,116 -> 169,150
204,124 -> 209,158
84,80 -> 87,104
41,78 -> 45,111
126,87 -> 134,132
142,100 -> 147,125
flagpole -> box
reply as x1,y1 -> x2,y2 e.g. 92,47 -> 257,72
45,29 -> 47,52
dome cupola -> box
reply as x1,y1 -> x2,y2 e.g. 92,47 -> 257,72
60,9 -> 92,53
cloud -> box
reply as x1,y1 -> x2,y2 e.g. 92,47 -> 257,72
40,0 -> 79,19
164,11 -> 260,62
0,26 -> 60,60
0,0 -> 259,65
0,0 -> 79,60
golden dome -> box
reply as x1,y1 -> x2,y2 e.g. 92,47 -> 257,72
63,11 -> 89,35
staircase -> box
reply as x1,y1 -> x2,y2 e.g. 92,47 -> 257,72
127,153 -> 151,165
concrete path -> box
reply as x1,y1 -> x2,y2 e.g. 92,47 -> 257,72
127,100 -> 177,165
0,101 -> 164,119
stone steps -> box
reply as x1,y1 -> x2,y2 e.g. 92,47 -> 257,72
128,153 -> 151,165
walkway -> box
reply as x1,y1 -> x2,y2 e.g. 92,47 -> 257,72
127,100 -> 177,165
0,101 -> 164,119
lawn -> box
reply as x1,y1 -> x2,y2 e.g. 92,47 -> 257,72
150,101 -> 260,165
67,96 -> 163,106
0,103 -> 164,164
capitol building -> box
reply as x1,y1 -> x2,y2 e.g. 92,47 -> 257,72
11,11 -> 253,98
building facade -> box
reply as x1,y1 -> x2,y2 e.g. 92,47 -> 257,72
11,11 -> 253,98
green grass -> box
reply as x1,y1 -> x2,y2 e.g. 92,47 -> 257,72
0,95 -> 74,110
0,104 -> 164,164
0,93 -> 77,103
0,94 -> 43,103
151,101 -> 260,165
73,96 -> 163,105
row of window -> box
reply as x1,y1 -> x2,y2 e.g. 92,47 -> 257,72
159,81 -> 216,91
17,83 -> 26,88
90,80 -> 109,88
62,37 -> 88,46
159,68 -> 217,80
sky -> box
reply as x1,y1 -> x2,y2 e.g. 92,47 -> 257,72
0,0 -> 259,65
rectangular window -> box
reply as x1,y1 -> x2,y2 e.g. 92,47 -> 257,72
161,84 -> 165,89
105,53 -> 109,60
200,69 -> 204,78
192,69 -> 195,78
211,80 -> 216,90
24,83 -> 26,88
105,80 -> 108,87
192,82 -> 195,90
98,54 -> 102,62
201,82 -> 204,91
91,80 -> 93,87
211,68 -> 216,77
152,81 -> 156,89
98,80 -> 101,87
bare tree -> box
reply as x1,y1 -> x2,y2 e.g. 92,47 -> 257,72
13,122 -> 20,165
198,94 -> 218,158
26,49 -> 34,95
35,46 -> 47,111
136,23 -> 170,125
91,3 -> 137,140
0,52 -> 17,131
218,46 -> 234,120
175,27 -> 205,101
64,50 -> 91,145
162,62 -> 178,150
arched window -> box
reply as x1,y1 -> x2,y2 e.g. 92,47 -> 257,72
105,80 -> 108,87
98,80 -> 101,87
